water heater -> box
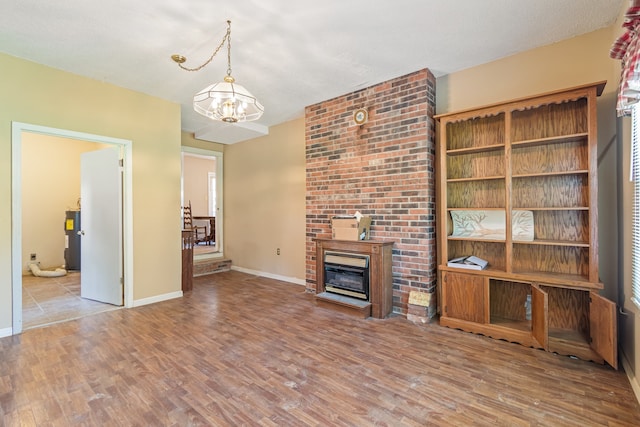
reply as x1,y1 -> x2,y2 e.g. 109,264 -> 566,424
64,210 -> 81,271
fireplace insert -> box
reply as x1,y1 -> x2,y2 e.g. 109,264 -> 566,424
324,251 -> 370,300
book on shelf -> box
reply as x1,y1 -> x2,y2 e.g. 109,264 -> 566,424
447,255 -> 489,270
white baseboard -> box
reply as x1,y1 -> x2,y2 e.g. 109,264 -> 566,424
230,265 -> 306,286
621,350 -> 640,405
133,290 -> 183,307
0,327 -> 13,338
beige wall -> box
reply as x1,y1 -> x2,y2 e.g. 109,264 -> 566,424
1,52 -> 182,332
436,27 -> 617,115
224,118 -> 306,282
21,134 -> 103,273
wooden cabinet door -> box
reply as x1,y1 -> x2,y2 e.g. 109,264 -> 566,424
589,292 -> 618,369
531,284 -> 548,350
442,271 -> 486,323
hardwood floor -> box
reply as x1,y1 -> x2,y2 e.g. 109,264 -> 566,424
2,270 -> 639,426
22,272 -> 120,330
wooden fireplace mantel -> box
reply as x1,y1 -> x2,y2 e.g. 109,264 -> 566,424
315,239 -> 394,318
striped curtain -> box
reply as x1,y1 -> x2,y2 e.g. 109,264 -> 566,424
611,2 -> 640,117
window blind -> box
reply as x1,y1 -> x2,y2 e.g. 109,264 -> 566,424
632,103 -> 640,308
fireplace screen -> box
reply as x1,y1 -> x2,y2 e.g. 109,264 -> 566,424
324,251 -> 370,300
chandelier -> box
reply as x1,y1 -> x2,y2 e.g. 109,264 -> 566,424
171,20 -> 264,123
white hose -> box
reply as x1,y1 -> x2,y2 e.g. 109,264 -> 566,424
28,263 -> 67,278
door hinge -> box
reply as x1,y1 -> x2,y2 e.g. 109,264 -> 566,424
119,158 -> 124,167
120,277 -> 124,285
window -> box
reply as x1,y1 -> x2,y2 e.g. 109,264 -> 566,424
632,103 -> 640,308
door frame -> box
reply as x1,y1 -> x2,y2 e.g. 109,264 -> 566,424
208,172 -> 216,217
11,122 -> 134,335
181,146 -> 224,258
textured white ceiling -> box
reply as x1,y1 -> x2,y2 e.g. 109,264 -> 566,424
0,0 -> 624,143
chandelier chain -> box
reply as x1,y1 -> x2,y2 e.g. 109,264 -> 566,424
227,21 -> 232,77
177,21 -> 232,73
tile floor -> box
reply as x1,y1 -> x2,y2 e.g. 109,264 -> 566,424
22,271 -> 120,330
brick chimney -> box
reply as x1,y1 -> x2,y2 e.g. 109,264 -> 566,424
305,68 -> 437,316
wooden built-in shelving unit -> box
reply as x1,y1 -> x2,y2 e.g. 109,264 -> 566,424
435,82 -> 618,368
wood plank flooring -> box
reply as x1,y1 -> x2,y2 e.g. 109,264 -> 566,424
1,270 -> 639,426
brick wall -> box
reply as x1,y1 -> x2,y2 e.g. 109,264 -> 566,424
305,68 -> 437,315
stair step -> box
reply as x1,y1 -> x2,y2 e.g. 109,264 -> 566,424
193,258 -> 232,277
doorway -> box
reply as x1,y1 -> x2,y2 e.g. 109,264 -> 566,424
11,122 -> 134,335
181,147 -> 223,259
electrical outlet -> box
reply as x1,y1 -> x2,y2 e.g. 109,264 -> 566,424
277,248 -> 280,255
30,253 -> 36,261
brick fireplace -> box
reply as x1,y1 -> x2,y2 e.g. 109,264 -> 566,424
305,68 -> 437,316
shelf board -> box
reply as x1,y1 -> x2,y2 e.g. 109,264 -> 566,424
446,143 -> 504,156
512,206 -> 589,211
510,271 -> 597,289
512,169 -> 588,179
447,175 -> 505,183
447,207 -> 505,211
447,236 -> 590,248
447,236 -> 505,243
548,327 -> 589,343
513,239 -> 590,248
441,265 -> 504,274
490,316 -> 531,332
547,329 -> 604,364
511,132 -> 588,149
447,237 -> 589,247
439,265 -> 601,290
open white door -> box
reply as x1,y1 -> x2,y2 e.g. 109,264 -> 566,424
80,147 -> 123,305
